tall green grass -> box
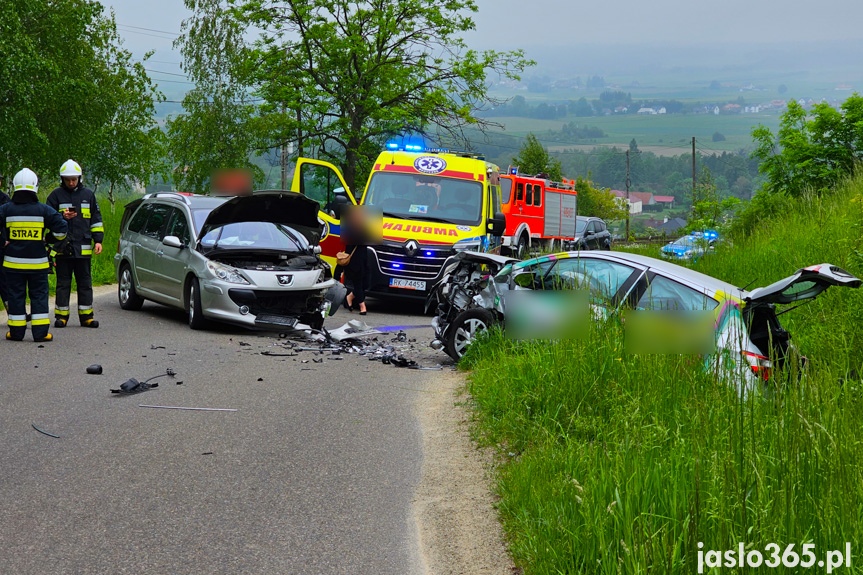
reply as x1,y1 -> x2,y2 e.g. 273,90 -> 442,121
464,175 -> 863,574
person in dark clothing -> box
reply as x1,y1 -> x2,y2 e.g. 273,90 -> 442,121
46,159 -> 104,328
0,168 -> 67,342
343,244 -> 369,315
0,172 -> 9,309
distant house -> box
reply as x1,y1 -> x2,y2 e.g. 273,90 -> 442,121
653,195 -> 675,209
713,106 -> 720,115
658,217 -> 687,233
614,106 -> 629,114
610,190 -> 643,214
657,107 -> 667,114
637,107 -> 656,115
629,191 -> 655,206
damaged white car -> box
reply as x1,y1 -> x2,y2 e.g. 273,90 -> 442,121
115,191 -> 345,331
430,250 -> 860,393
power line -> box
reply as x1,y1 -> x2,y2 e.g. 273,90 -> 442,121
145,68 -> 190,78
115,27 -> 176,41
118,23 -> 181,37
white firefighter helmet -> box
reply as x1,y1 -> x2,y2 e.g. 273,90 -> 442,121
60,159 -> 83,178
13,168 -> 39,192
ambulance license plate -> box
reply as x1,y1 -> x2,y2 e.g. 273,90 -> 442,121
390,278 -> 426,291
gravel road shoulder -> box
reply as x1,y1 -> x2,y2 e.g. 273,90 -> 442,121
414,369 -> 517,575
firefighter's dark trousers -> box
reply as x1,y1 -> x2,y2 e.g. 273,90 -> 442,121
54,257 -> 94,324
0,258 -> 8,307
6,272 -> 50,341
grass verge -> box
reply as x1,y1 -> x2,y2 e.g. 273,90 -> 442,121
463,175 -> 863,574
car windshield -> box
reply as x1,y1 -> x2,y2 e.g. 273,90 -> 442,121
364,172 -> 484,226
576,220 -> 587,233
199,222 -> 310,253
672,236 -> 701,248
192,209 -> 214,234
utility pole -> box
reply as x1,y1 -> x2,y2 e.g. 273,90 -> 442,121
692,136 -> 697,204
625,149 -> 631,241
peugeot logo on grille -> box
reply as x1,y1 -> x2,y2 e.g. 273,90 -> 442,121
277,274 -> 293,286
404,240 -> 419,257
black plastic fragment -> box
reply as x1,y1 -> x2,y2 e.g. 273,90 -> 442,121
86,364 -> 103,375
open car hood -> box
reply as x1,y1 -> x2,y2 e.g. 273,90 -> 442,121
455,251 -> 518,268
199,191 -> 324,245
746,263 -> 861,306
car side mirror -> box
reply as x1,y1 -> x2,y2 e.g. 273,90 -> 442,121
585,230 -> 595,237
487,212 -> 506,237
162,235 -> 183,249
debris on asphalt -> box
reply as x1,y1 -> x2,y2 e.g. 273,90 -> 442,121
86,364 -> 103,375
31,423 -> 59,438
238,320 -> 446,370
111,378 -> 159,395
202,452 -> 213,455
138,405 -> 237,412
260,351 -> 298,357
257,377 -> 264,381
150,345 -> 166,350
111,369 -> 177,395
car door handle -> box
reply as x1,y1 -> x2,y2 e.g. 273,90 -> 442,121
156,250 -> 164,256
134,242 -> 142,248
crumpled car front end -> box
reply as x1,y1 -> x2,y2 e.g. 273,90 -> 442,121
429,251 -> 516,359
195,192 -> 343,331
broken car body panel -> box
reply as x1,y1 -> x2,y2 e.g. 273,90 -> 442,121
432,250 -> 860,395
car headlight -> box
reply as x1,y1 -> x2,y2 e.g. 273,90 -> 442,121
206,261 -> 250,284
453,240 -> 482,252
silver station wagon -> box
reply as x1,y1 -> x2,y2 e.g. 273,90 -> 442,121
114,191 -> 345,331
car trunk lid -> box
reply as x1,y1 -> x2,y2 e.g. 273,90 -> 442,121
746,264 -> 861,306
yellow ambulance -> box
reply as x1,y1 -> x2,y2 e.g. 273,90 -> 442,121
291,144 -> 506,299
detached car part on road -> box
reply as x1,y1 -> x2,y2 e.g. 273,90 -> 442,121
115,192 -> 345,331
430,250 -> 860,394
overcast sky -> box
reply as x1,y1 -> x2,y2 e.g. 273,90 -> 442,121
105,0 -> 863,79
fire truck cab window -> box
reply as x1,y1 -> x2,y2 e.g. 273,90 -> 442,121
500,178 -> 513,205
516,182 -> 524,202
525,184 -> 533,205
533,184 -> 543,207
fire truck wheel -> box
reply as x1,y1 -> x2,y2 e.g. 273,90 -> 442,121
445,308 -> 495,360
516,234 -> 529,259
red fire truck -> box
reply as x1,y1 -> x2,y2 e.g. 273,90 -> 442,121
499,169 -> 579,258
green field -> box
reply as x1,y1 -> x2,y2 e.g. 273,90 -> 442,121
461,174 -> 863,574
491,112 -> 782,154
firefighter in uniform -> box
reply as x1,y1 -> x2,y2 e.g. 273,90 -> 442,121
0,172 -> 10,309
46,159 -> 104,328
0,168 -> 67,342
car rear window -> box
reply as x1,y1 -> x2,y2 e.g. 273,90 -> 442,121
126,204 -> 152,234
140,204 -> 172,240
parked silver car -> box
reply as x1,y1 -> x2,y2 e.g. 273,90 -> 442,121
115,191 -> 345,331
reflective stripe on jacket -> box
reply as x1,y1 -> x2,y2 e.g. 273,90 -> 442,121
0,199 -> 67,273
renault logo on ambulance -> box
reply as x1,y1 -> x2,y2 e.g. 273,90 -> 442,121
404,240 -> 419,257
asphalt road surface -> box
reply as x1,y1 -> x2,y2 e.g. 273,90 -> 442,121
0,288 -> 449,574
